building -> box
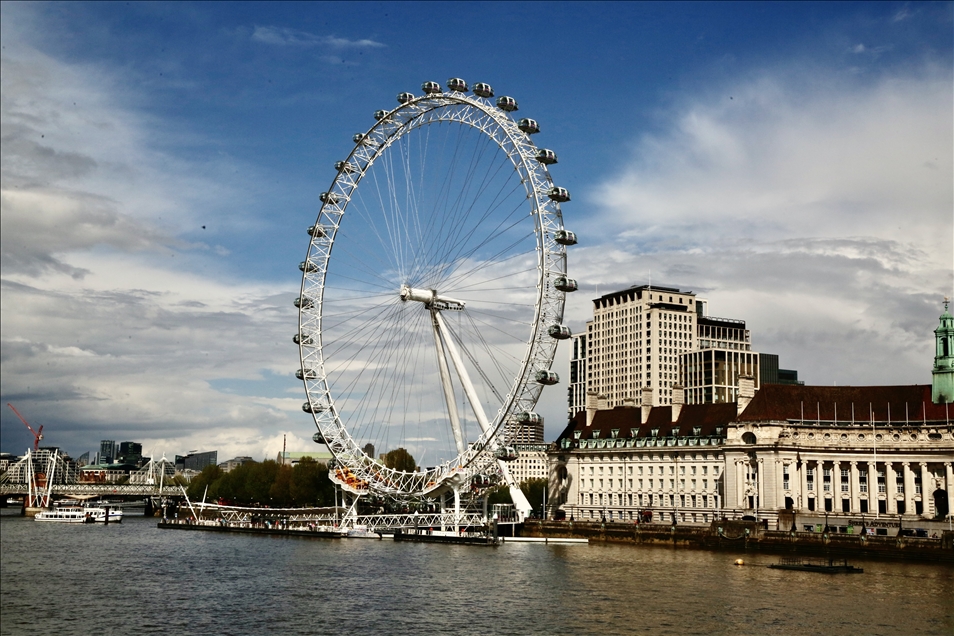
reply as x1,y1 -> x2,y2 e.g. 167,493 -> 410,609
549,303 -> 954,528
759,353 -> 803,386
117,442 -> 143,466
182,451 -> 218,472
569,284 -> 701,416
934,299 -> 954,403
218,456 -> 254,473
99,440 -> 116,465
508,444 -> 550,484
680,315 -> 760,405
551,386 -> 735,523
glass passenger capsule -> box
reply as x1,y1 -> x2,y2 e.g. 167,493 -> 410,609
518,118 -> 540,134
352,133 -> 366,144
548,186 -> 571,202
535,148 -> 558,165
554,276 -> 578,292
554,229 -> 577,245
293,333 -> 314,345
397,92 -> 414,104
319,192 -> 339,204
312,431 -> 327,444
296,368 -> 318,380
472,474 -> 493,488
307,225 -> 327,238
496,96 -> 518,112
516,411 -> 542,424
302,401 -> 326,413
495,446 -> 518,461
373,110 -> 388,121
548,324 -> 572,340
299,261 -> 318,273
294,296 -> 314,309
472,82 -> 494,98
535,370 -> 560,385
421,81 -> 442,94
446,77 -> 468,92
334,160 -> 356,173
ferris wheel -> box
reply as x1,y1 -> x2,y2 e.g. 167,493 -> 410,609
295,78 -> 578,504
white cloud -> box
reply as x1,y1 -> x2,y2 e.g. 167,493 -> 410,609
251,26 -> 384,49
570,66 -> 952,388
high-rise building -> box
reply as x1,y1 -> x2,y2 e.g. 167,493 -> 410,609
680,315 -> 760,404
117,442 -> 143,466
570,284 -> 700,417
182,451 -> 218,472
99,440 -> 116,465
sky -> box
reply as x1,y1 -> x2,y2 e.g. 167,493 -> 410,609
1,1 -> 951,462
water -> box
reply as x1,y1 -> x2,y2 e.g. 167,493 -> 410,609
2,509 -> 952,635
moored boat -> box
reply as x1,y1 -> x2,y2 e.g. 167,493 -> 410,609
35,505 -> 124,524
768,557 -> 862,573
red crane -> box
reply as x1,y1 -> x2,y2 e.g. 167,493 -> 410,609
7,403 -> 43,452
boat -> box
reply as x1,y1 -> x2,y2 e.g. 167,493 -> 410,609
768,557 -> 862,573
35,505 -> 124,524
345,524 -> 381,539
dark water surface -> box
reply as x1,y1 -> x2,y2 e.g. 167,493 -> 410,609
2,509 -> 951,635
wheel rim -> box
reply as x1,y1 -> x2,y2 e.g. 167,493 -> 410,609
298,88 -> 569,497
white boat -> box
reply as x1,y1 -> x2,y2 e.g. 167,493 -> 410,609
35,505 -> 124,524
345,524 -> 381,539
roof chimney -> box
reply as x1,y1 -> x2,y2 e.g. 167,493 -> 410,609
672,385 -> 685,422
738,375 -> 756,415
641,386 -> 654,424
622,396 -> 637,408
586,390 -> 599,427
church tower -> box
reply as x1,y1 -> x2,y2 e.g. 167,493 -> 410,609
932,298 -> 954,403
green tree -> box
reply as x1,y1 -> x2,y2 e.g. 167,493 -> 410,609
486,484 -> 513,506
186,464 -> 223,500
520,478 -> 548,517
269,464 -> 293,507
290,457 -> 335,506
383,447 -> 417,472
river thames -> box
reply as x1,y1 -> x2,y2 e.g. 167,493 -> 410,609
1,509 -> 951,635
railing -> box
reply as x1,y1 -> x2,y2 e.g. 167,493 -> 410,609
0,483 -> 180,496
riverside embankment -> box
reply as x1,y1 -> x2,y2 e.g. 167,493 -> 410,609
520,520 -> 954,562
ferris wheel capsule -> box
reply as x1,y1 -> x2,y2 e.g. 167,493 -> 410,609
535,148 -> 558,165
421,81 -> 442,94
495,446 -> 519,461
554,229 -> 577,245
496,96 -> 518,112
397,92 -> 414,104
472,82 -> 494,98
334,160 -> 356,173
299,260 -> 318,273
534,370 -> 560,385
446,78 -> 468,92
518,118 -> 540,134
515,411 -> 542,424
548,186 -> 571,202
302,401 -> 326,413
294,296 -> 314,309
307,225 -> 327,238
312,431 -> 327,444
296,368 -> 318,380
352,133 -> 368,144
554,276 -> 578,292
374,110 -> 388,121
547,324 -> 572,340
319,192 -> 339,204
293,333 -> 314,345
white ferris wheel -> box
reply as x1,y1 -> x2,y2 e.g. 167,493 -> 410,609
296,78 -> 578,507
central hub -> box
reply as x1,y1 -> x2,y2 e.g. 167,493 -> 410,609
400,284 -> 465,311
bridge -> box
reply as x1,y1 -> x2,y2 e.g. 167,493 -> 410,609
0,483 -> 181,497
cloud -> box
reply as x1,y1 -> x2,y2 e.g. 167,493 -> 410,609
575,66 -> 952,388
0,8 -> 315,460
251,26 -> 384,49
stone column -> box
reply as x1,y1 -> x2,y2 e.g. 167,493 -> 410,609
800,459 -> 809,510
756,458 -> 765,512
867,461 -> 878,515
832,460 -> 842,513
946,463 -> 954,521
885,462 -> 897,515
736,460 -> 745,510
920,462 -> 931,518
902,462 -> 914,517
850,461 -> 860,514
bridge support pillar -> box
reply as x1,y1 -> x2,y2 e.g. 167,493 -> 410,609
144,497 -> 154,517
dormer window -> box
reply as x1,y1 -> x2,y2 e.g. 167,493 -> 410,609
611,429 -> 619,439
692,427 -> 702,436
592,430 -> 601,439
630,428 -> 639,438
715,427 -> 724,436
650,428 -> 659,437
573,430 -> 582,439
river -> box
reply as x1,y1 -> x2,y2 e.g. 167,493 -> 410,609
1,509 -> 951,635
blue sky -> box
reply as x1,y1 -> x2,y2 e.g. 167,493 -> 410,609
2,1 -> 951,460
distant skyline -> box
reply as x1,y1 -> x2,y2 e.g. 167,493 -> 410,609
2,1 -> 951,459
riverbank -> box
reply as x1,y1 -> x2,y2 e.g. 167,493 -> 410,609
520,520 -> 954,562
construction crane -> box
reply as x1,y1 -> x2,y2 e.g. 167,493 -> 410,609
7,403 -> 43,452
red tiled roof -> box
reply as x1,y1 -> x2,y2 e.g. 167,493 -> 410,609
738,384 -> 952,423
558,402 -> 738,441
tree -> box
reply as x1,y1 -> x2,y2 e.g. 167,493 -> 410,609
520,478 -> 548,517
383,447 -> 417,472
486,484 -> 513,506
186,464 -> 222,500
